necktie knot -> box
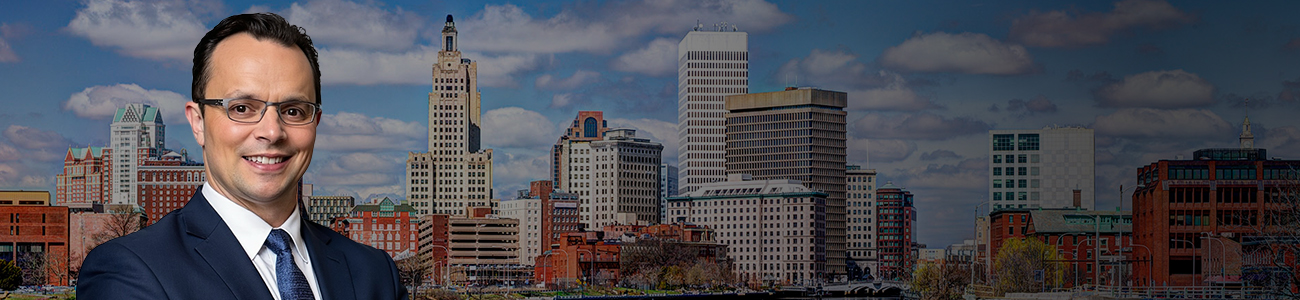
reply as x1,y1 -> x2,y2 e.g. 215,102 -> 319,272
265,229 -> 294,255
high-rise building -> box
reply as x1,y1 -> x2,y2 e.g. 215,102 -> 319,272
56,147 -> 111,206
677,23 -> 748,194
501,181 -> 583,267
406,15 -> 495,216
658,163 -> 678,224
501,191 -> 542,266
666,174 -> 826,285
846,165 -> 878,280
307,195 -> 355,226
590,129 -> 662,228
724,87 -> 848,281
875,182 -> 915,281
109,104 -> 166,205
988,127 -> 1095,210
551,111 -> 609,225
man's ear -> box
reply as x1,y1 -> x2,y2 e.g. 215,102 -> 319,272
185,102 -> 206,147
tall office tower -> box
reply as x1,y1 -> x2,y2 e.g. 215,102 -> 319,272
725,87 -> 849,281
551,111 -> 609,225
590,129 -> 663,228
658,163 -> 678,224
407,15 -> 495,216
666,174 -> 827,285
875,182 -> 915,281
109,103 -> 165,204
56,147 -> 111,206
846,165 -> 878,280
988,126 -> 1094,210
677,22 -> 748,194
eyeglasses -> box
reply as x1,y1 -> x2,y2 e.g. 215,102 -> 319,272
199,98 -> 321,125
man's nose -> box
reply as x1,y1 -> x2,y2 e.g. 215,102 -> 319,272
253,108 -> 286,142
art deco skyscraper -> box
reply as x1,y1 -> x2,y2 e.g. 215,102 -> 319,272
677,23 -> 748,195
406,15 -> 495,216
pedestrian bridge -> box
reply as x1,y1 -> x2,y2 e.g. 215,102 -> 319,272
822,280 -> 910,296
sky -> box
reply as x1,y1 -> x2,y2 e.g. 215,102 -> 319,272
2,0 -> 1300,248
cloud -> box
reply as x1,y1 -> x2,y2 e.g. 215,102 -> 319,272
455,1 -> 791,54
480,107 -> 558,149
1279,77 -> 1300,103
0,24 -> 20,63
318,47 -> 542,87
307,152 -> 403,191
1093,108 -> 1234,139
284,0 -> 423,51
66,0 -> 208,60
849,138 -> 915,163
1006,95 -> 1058,113
491,150 -> 552,199
316,111 -> 426,151
535,70 -> 602,90
1095,69 -> 1215,108
607,118 -> 678,165
4,125 -> 74,152
549,93 -> 581,109
1259,126 -> 1300,157
1009,0 -> 1195,48
851,112 -> 992,140
611,38 -> 679,76
62,84 -> 190,125
919,149 -> 962,161
891,158 -> 989,191
878,32 -> 1037,75
777,49 -> 941,111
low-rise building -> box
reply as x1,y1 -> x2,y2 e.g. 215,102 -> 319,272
307,195 -> 355,227
341,197 -> 417,258
0,191 -> 70,286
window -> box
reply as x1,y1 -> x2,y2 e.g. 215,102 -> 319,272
993,168 -> 1002,176
1019,167 -> 1028,176
993,135 -> 1014,151
993,155 -> 1003,163
1017,134 -> 1040,151
1018,155 -> 1028,163
993,179 -> 1003,188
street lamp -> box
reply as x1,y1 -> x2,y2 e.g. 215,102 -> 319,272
1170,239 -> 1197,279
1128,243 -> 1154,287
1200,233 -> 1227,283
1118,184 -> 1143,288
429,244 -> 451,287
550,248 -> 570,287
577,248 -> 595,287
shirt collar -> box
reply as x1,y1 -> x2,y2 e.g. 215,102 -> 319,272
202,182 -> 305,261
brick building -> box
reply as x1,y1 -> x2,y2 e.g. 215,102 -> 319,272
55,147 -> 110,206
136,154 -> 203,224
341,197 -> 417,258
0,191 -> 70,286
417,214 -> 450,285
875,182 -> 915,280
1026,209 -> 1131,287
535,223 -> 726,287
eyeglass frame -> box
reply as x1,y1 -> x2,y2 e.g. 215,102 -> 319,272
197,98 -> 322,125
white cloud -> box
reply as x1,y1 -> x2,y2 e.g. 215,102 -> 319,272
318,47 -> 542,87
66,0 -> 207,60
0,36 -> 16,63
850,138 -> 916,163
0,162 -> 54,189
777,50 -> 940,111
535,70 -> 601,90
549,93 -> 582,109
607,118 -> 678,165
847,71 -> 943,111
490,150 -> 552,199
62,84 -> 190,125
307,152 -> 403,189
316,111 -> 426,151
284,0 -> 423,51
455,1 -> 791,54
851,112 -> 991,140
878,32 -> 1037,75
480,107 -> 558,149
1009,0 -> 1195,48
611,38 -> 678,76
1093,108 -> 1234,139
4,125 -> 74,154
1095,69 -> 1216,108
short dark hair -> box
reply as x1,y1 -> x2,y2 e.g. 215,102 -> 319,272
192,13 -> 321,105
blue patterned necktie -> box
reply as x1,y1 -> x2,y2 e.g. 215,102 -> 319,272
265,229 -> 313,300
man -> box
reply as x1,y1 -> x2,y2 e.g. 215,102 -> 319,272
78,13 -> 407,300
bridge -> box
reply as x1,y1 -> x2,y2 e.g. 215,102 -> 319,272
819,280 -> 911,297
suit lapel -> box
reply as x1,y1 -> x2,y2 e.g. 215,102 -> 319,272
181,191 -> 276,300
304,222 -> 355,300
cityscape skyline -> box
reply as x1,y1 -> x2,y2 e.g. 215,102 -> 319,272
2,0 -> 1300,250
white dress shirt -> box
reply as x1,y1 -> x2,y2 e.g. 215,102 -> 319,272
203,183 -> 323,300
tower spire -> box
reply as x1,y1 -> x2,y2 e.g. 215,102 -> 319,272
1240,99 -> 1254,149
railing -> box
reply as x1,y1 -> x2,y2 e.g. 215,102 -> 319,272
1091,285 -> 1274,299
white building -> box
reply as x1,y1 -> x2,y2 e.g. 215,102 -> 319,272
988,126 -> 1094,210
677,22 -> 748,194
658,163 -> 678,224
666,174 -> 826,285
499,191 -> 541,266
846,165 -> 878,280
551,111 -> 609,226
590,129 -> 663,228
110,103 -> 166,205
407,15 -> 495,216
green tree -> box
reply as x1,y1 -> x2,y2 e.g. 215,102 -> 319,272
911,260 -> 970,300
0,259 -> 21,299
993,237 -> 1064,295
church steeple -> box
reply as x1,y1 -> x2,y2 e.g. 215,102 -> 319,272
1240,99 -> 1254,149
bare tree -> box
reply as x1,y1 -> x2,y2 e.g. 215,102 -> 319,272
992,237 -> 1064,295
912,260 -> 970,300
396,255 -> 429,295
1247,169 -> 1300,298
16,252 -> 45,286
89,206 -> 146,252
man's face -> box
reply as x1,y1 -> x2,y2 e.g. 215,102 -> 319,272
185,33 -> 317,206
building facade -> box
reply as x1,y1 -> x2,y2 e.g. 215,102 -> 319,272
342,197 -> 418,257
55,147 -> 110,206
677,23 -> 748,194
724,87 -> 848,281
109,104 -> 167,205
666,174 -> 827,285
136,154 -> 203,224
406,15 -> 495,216
658,163 -> 678,224
0,191 -> 69,285
551,111 -> 609,226
589,129 -> 663,228
989,127 -> 1095,210
307,195 -> 355,226
846,165 -> 878,280
875,182 -> 915,281
1026,209 -> 1131,288
500,192 -> 542,266
448,208 -> 520,266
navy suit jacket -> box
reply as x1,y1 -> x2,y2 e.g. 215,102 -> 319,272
78,191 -> 408,300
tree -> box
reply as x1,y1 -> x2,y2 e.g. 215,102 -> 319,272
992,237 -> 1064,295
911,261 -> 970,300
16,252 -> 45,286
395,255 -> 429,295
89,206 -> 147,252
1246,168 -> 1300,298
0,259 -> 21,299
618,239 -> 737,290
